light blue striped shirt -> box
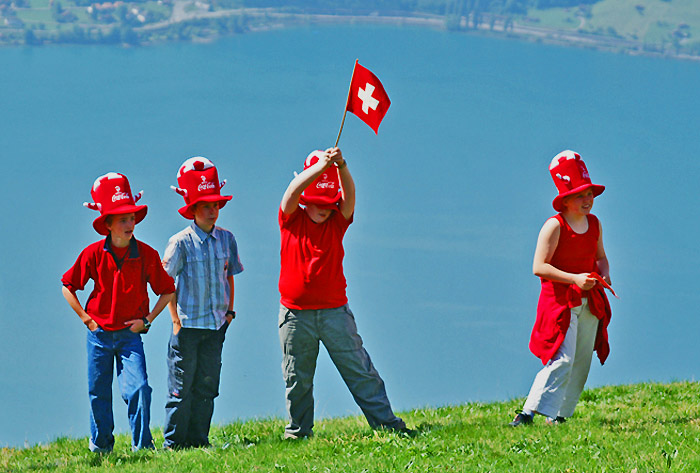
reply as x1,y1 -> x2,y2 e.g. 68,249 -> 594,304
163,223 -> 243,330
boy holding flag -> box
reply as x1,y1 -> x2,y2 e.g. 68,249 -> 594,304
277,147 -> 410,439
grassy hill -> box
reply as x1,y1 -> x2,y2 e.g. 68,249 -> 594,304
1,0 -> 700,58
524,0 -> 700,56
3,381 -> 700,472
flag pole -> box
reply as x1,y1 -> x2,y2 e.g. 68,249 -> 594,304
334,59 -> 358,148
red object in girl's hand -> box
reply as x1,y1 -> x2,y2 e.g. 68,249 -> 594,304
589,272 -> 619,299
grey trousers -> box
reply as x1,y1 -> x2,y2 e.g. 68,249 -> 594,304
278,304 -> 405,437
523,299 -> 598,419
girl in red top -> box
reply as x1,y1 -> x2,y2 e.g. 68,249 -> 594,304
509,151 -> 613,427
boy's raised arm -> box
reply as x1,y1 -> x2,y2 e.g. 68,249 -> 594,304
332,147 -> 355,220
281,151 -> 334,214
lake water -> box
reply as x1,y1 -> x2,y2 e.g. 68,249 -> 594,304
1,25 -> 699,448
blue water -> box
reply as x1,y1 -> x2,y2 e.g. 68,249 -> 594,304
1,26 -> 699,448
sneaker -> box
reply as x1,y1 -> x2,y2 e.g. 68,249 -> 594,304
396,427 -> 418,437
545,416 -> 567,425
508,412 -> 533,427
284,431 -> 313,440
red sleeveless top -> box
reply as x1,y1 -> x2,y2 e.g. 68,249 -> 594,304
529,213 -> 612,365
549,214 -> 599,275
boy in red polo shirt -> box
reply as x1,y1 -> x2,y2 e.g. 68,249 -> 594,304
509,151 -> 613,427
62,173 -> 175,452
278,147 -> 409,439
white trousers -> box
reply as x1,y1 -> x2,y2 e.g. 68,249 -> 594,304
523,299 -> 599,419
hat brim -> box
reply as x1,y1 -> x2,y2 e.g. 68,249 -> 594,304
552,184 -> 605,211
178,195 -> 232,220
93,205 -> 148,235
299,193 -> 342,208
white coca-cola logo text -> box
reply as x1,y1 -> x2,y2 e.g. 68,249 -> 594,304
198,176 -> 216,191
112,186 -> 130,202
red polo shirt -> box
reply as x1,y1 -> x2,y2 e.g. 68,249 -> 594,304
278,206 -> 352,310
62,237 -> 175,331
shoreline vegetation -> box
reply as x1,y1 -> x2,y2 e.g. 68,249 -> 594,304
1,0 -> 700,61
3,381 -> 700,471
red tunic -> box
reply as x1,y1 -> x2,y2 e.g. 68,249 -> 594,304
278,206 -> 352,310
62,237 -> 176,331
529,214 -> 612,365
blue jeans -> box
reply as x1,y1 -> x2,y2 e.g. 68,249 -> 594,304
163,323 -> 228,449
278,304 -> 405,438
86,327 -> 153,452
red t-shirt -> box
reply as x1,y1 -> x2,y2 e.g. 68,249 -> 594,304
278,206 -> 353,310
62,237 -> 176,331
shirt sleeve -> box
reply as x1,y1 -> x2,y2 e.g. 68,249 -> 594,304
162,235 -> 184,279
279,205 -> 301,229
227,233 -> 244,276
145,246 -> 176,296
61,246 -> 93,293
332,207 -> 353,231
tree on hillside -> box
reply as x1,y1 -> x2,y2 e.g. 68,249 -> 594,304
24,27 -> 40,45
536,0 -> 598,6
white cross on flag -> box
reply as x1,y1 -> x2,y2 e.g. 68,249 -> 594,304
345,60 -> 391,134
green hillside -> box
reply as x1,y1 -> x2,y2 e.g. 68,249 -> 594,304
1,0 -> 699,58
3,381 -> 700,472
524,0 -> 700,56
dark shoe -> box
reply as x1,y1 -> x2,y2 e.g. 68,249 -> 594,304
284,431 -> 313,440
396,426 -> 418,437
545,416 -> 566,425
508,412 -> 533,427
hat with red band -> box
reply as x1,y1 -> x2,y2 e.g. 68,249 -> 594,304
298,150 -> 342,209
171,157 -> 232,220
550,150 -> 605,212
83,172 -> 147,236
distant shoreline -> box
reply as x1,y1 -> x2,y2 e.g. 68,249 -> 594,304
136,8 -> 700,62
4,6 -> 699,62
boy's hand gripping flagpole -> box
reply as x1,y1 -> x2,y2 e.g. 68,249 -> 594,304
335,59 -> 391,147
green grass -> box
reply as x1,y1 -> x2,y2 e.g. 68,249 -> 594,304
14,8 -> 55,25
3,381 -> 700,472
525,7 -> 581,30
528,0 -> 700,46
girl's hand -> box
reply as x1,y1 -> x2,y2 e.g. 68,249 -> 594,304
572,273 -> 597,290
86,319 -> 99,332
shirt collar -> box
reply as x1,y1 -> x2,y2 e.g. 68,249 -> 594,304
190,222 -> 217,242
104,235 -> 140,259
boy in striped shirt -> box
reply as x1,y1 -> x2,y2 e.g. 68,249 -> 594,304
162,157 -> 243,449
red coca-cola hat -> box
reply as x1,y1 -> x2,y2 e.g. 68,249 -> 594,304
298,150 -> 342,209
171,156 -> 232,219
83,172 -> 148,236
550,150 -> 605,212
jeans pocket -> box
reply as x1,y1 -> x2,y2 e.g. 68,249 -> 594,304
88,325 -> 102,335
342,305 -> 355,320
278,308 -> 293,328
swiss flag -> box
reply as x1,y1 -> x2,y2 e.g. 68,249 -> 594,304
345,60 -> 391,134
